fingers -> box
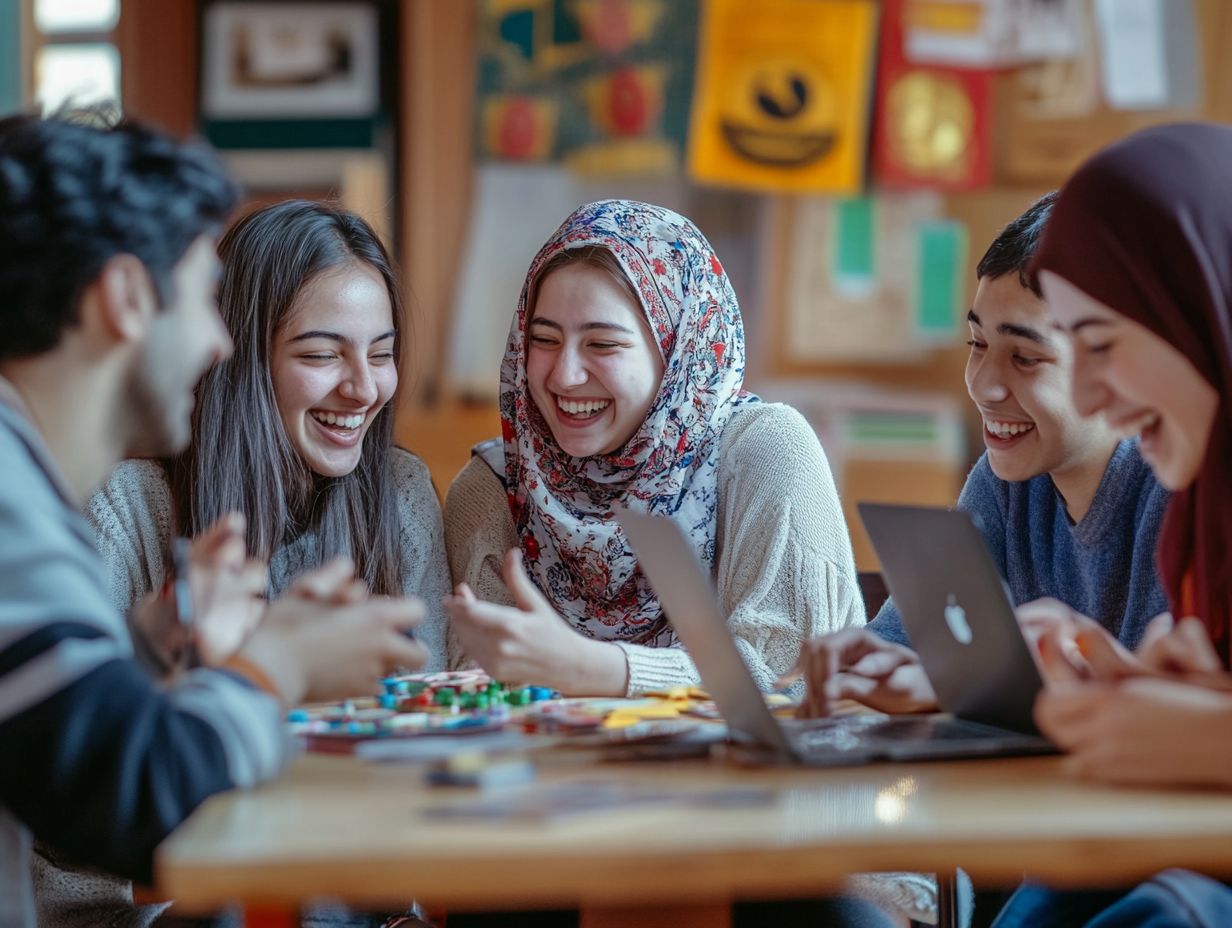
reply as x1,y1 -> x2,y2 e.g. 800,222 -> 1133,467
369,600 -> 429,676
192,512 -> 248,564
443,594 -> 520,631
1035,629 -> 1086,685
1175,617 -> 1224,674
360,596 -> 426,632
773,664 -> 802,691
848,648 -> 915,678
1073,623 -> 1142,681
1134,613 -> 1219,676
825,664 -> 937,714
383,634 -> 429,673
1033,682 -> 1111,749
1153,617 -> 1223,676
1137,612 -> 1175,655
502,548 -> 549,613
1016,597 -> 1076,631
290,557 -> 359,603
237,559 -> 270,598
793,629 -> 916,718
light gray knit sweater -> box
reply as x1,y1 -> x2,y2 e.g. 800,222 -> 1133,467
444,402 -> 865,695
85,448 -> 452,670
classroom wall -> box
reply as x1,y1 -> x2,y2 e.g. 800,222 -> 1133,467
15,1 -> 1232,564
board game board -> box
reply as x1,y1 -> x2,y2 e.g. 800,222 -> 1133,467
286,671 -> 731,755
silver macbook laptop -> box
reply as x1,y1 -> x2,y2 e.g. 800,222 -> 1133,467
617,505 -> 1055,766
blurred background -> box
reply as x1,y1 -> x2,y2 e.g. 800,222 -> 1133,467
2,0 -> 1226,567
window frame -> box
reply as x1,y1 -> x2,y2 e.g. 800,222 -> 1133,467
22,0 -> 122,110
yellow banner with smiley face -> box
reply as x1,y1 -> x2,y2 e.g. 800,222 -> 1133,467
688,0 -> 877,193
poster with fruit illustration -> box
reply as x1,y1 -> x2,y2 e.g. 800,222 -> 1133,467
687,0 -> 877,194
872,0 -> 993,190
477,0 -> 697,174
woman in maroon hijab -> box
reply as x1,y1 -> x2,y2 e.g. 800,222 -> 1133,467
988,122 -> 1232,926
1023,122 -> 1232,790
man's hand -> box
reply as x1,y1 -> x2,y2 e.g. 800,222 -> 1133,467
187,512 -> 268,665
781,628 -> 937,718
238,561 -> 427,705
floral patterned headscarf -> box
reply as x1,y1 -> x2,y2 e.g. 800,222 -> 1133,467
500,199 -> 756,644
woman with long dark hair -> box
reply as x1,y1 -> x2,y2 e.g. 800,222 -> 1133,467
89,198 -> 450,661
34,200 -> 448,927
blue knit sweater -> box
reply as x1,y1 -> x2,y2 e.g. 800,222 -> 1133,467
868,439 -> 1170,650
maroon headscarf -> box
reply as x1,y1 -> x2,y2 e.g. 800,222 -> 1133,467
1031,122 -> 1232,666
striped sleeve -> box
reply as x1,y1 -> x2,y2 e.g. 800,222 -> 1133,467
0,423 -> 289,884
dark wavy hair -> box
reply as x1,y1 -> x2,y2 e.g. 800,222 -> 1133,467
976,191 -> 1058,297
0,107 -> 237,360
168,200 -> 405,596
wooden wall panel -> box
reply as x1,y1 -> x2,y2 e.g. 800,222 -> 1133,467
117,0 -> 197,136
398,0 -> 478,407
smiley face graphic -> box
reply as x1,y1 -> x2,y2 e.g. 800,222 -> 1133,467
718,58 -> 840,167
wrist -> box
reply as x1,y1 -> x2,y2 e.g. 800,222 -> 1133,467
562,636 -> 629,697
133,595 -> 192,674
235,632 -> 306,708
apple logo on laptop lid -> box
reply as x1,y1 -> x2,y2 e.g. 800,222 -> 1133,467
943,594 -> 974,645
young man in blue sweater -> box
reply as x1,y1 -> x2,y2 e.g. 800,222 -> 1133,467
792,193 -> 1170,718
0,111 -> 427,928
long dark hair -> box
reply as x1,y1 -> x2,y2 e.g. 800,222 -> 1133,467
168,199 -> 404,595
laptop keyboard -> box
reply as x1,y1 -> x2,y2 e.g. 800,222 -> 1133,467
789,715 -> 1008,754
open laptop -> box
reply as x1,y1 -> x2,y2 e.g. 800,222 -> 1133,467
617,504 -> 1055,766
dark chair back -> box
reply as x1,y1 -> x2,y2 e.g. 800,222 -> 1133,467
857,571 -> 889,622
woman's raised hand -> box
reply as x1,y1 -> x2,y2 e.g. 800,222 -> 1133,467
443,548 -> 629,696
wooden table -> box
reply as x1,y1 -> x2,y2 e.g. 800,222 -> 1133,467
156,750 -> 1232,927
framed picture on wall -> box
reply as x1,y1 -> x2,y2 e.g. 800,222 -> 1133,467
201,1 -> 379,118
199,0 -> 392,149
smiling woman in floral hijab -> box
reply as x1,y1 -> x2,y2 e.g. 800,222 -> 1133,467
443,199 -> 863,697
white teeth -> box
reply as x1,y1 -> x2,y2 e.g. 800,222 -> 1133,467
557,397 -> 611,417
985,420 -> 1035,438
311,411 -> 364,430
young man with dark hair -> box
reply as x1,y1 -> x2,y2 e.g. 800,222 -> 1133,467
0,111 -> 427,928
791,192 -> 1170,717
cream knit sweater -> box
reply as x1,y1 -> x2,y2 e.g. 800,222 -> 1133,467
444,402 -> 865,695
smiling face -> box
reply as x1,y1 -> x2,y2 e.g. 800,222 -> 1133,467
965,272 -> 1119,485
1040,270 -> 1219,491
270,262 -> 397,478
525,261 -> 665,458
128,235 -> 232,456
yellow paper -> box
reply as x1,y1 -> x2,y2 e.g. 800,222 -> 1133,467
603,705 -> 684,729
688,0 -> 877,193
